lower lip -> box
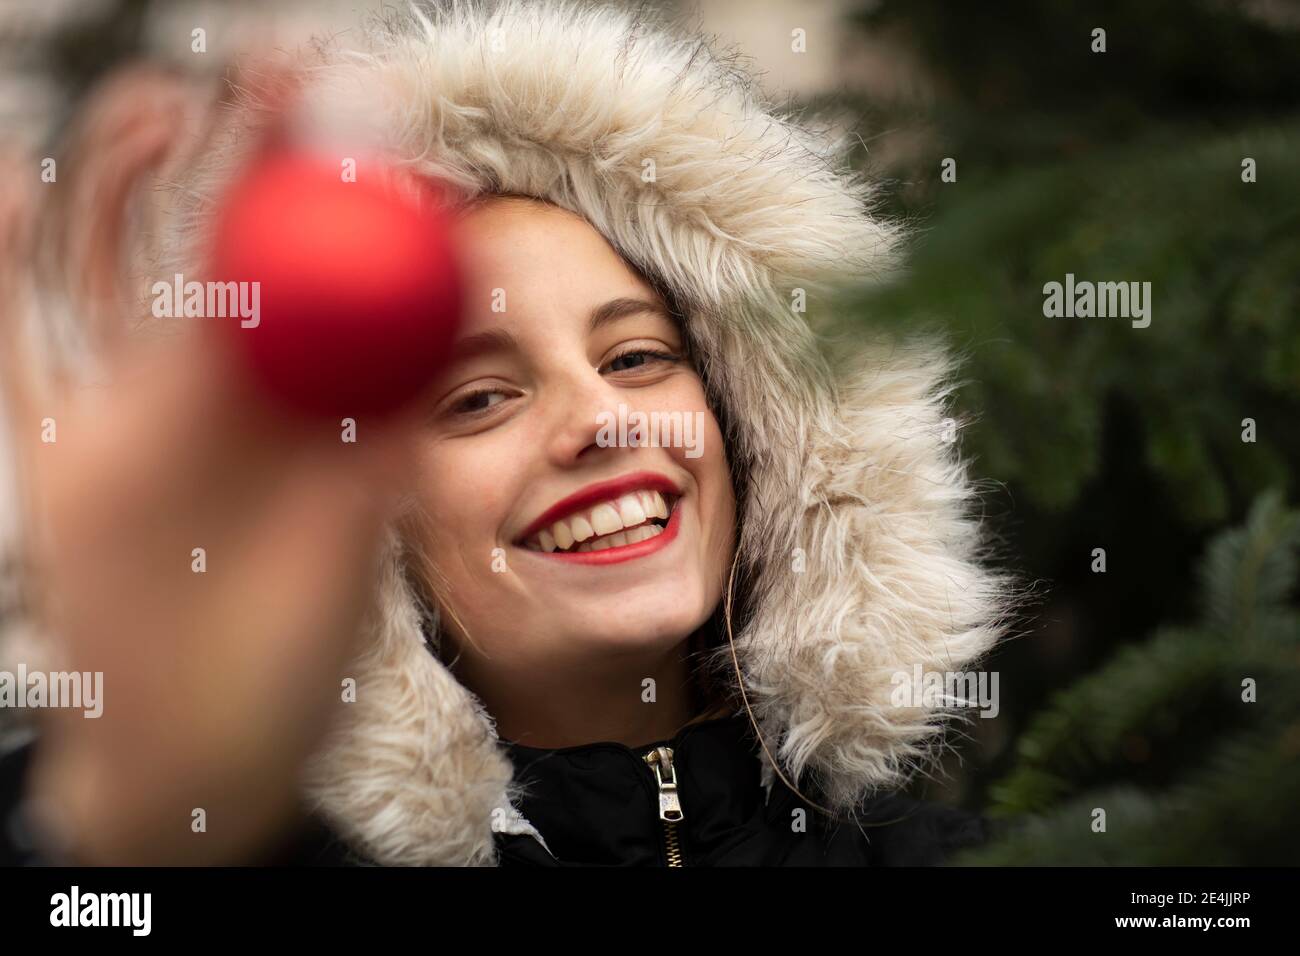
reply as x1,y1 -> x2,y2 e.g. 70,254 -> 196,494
523,502 -> 682,566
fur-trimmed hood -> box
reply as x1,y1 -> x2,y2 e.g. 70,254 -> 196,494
28,0 -> 1012,865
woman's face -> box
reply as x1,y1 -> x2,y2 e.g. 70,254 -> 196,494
411,195 -> 736,680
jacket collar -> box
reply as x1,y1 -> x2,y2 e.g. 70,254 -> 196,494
496,714 -> 767,866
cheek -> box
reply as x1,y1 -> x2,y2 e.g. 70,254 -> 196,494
693,415 -> 736,564
414,438 -> 518,580
660,378 -> 736,565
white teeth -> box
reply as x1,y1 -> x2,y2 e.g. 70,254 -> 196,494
625,525 -> 653,544
590,503 -> 622,536
616,494 -> 646,528
650,491 -> 669,519
525,487 -> 676,553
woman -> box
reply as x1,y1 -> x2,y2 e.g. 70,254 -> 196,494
0,0 -> 1012,866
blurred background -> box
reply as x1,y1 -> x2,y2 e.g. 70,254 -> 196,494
2,0 -> 1297,864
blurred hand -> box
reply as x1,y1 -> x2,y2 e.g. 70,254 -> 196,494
0,63 -> 420,865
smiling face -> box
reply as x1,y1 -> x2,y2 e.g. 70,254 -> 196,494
406,195 -> 736,710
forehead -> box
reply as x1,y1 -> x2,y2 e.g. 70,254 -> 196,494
455,194 -> 661,301
441,194 -> 682,360
457,194 -> 593,244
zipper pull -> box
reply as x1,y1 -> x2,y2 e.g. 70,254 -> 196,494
643,745 -> 684,822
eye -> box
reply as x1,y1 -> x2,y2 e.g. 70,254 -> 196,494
449,388 -> 509,416
602,348 -> 680,375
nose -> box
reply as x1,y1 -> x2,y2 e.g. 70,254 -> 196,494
537,363 -> 626,466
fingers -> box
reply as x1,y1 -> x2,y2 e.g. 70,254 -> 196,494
0,146 -> 39,421
25,45 -> 314,365
0,148 -> 36,313
42,52 -> 307,365
36,66 -> 194,362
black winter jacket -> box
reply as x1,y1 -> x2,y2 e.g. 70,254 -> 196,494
0,714 -> 990,867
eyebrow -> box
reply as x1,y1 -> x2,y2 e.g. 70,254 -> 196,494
587,296 -> 674,333
447,296 -> 674,362
448,326 -> 518,363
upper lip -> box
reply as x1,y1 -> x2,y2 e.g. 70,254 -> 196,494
515,471 -> 682,544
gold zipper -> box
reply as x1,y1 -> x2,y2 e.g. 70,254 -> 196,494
643,745 -> 685,867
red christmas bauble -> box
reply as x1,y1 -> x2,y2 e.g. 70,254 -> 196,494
208,150 -> 465,418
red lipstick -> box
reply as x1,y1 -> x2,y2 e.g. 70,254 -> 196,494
515,471 -> 681,545
537,501 -> 681,565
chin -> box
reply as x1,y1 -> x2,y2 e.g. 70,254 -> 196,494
558,586 -> 715,653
